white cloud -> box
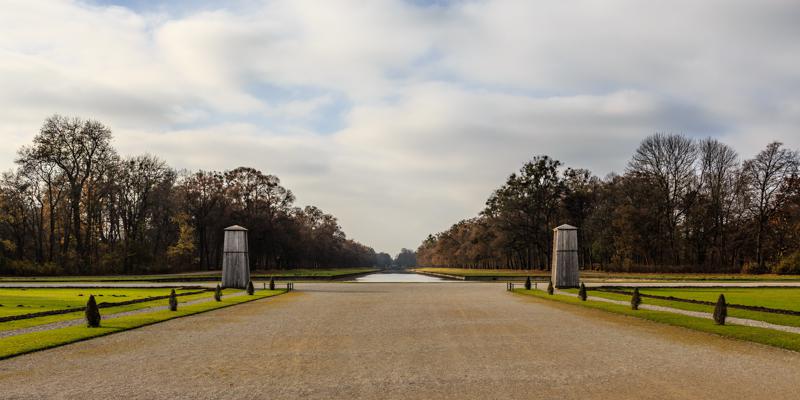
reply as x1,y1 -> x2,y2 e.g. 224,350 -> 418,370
0,0 -> 799,254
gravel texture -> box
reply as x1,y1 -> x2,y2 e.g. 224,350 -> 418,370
1,282 -> 799,399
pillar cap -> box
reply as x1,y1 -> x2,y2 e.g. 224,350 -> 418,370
553,224 -> 577,231
224,225 -> 248,231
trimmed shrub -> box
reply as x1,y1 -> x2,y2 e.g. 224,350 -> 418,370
547,280 -> 554,295
631,288 -> 641,310
168,289 -> 178,311
214,284 -> 222,302
247,280 -> 255,295
578,282 -> 587,301
85,295 -> 101,327
269,277 -> 275,291
713,294 -> 727,325
525,276 -> 532,290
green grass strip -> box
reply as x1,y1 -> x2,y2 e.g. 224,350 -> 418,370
415,267 -> 800,281
0,289 -> 242,332
514,289 -> 800,353
561,289 -> 800,329
0,289 -> 287,360
0,268 -> 378,282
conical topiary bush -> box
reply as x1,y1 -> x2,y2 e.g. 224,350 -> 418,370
168,289 -> 178,311
713,294 -> 727,325
631,288 -> 642,310
578,282 -> 587,301
214,284 -> 222,302
525,276 -> 532,290
269,277 -> 275,291
247,280 -> 255,295
547,280 -> 554,295
85,295 -> 101,327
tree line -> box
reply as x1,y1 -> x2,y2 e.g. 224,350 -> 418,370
0,115 -> 378,275
417,133 -> 800,274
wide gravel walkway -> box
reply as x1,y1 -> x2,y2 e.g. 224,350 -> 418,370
1,282 -> 799,399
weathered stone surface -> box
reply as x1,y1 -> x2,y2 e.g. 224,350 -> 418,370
221,225 -> 250,289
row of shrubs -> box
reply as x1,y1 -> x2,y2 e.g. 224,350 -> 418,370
522,276 -> 729,326
85,278 -> 280,328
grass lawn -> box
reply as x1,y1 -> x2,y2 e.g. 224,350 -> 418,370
0,288 -> 200,318
0,289 -> 240,332
607,287 -> 800,312
0,289 -> 287,360
565,288 -> 800,328
0,268 -> 378,282
414,267 -> 800,281
414,268 -> 550,278
515,289 -> 800,353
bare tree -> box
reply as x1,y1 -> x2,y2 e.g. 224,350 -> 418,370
628,133 -> 697,264
24,115 -> 116,270
743,142 -> 800,268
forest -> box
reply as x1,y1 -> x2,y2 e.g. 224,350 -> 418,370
0,115 -> 379,275
417,134 -> 800,274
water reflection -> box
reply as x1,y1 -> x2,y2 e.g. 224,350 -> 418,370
354,273 -> 446,282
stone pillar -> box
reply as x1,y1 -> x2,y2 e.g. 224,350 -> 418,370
551,224 -> 579,288
221,225 -> 250,289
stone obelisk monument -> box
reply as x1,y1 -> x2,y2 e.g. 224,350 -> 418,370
221,225 -> 250,289
551,224 -> 579,288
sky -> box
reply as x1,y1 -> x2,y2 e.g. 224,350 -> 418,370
1,1 -> 799,255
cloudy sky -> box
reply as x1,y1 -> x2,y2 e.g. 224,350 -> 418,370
1,1 -> 799,255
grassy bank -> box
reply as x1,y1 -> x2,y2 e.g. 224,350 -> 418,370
415,267 -> 800,281
0,288 -> 201,318
0,289 -> 240,332
595,287 -> 800,311
0,268 -> 378,282
0,289 -> 286,360
514,289 -> 800,352
564,287 -> 800,328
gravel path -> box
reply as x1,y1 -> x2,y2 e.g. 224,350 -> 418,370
545,287 -> 800,334
2,282 -> 800,399
0,291 -> 246,339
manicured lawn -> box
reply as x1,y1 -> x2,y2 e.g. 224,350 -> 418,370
0,268 -> 378,282
514,289 -> 800,353
565,288 -> 800,328
414,267 -> 800,281
614,287 -> 800,311
414,268 -> 550,277
0,289 -> 287,360
0,288 -> 199,318
0,289 -> 239,332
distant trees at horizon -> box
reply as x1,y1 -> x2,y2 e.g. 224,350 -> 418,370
417,133 -> 800,274
0,115 -> 377,275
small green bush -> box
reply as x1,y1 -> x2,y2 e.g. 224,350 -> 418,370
547,280 -> 554,295
85,295 -> 101,327
247,280 -> 254,295
578,282 -> 587,301
631,288 -> 641,310
168,289 -> 178,311
269,277 -> 275,291
214,284 -> 222,302
524,276 -> 531,290
713,294 -> 727,325
773,251 -> 800,275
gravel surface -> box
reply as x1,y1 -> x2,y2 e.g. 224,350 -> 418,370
1,282 -> 800,399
